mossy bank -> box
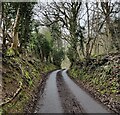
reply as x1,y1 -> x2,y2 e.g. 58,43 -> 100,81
68,53 -> 120,113
1,54 -> 56,113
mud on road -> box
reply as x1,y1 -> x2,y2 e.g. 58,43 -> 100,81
57,71 -> 84,113
33,69 -> 112,114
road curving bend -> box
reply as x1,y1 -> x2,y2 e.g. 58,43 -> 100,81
61,69 -> 111,113
34,69 -> 112,114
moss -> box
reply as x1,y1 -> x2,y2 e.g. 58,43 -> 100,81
6,48 -> 15,56
0,108 -> 4,115
2,54 -> 57,113
69,59 -> 120,102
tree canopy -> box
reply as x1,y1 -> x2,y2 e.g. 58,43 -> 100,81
1,0 -> 120,67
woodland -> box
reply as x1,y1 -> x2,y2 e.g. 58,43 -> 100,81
0,0 -> 120,113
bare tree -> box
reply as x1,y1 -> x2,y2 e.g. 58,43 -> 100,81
35,0 -> 83,62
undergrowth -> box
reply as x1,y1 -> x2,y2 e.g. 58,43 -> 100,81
69,53 -> 120,113
1,54 -> 56,113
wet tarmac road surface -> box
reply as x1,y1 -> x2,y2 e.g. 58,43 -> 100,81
34,69 -> 111,114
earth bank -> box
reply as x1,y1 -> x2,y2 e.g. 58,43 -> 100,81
68,53 -> 120,114
1,54 -> 57,113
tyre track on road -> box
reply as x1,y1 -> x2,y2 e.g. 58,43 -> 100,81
57,71 -> 85,113
61,69 -> 111,114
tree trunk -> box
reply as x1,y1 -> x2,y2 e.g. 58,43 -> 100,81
12,7 -> 20,50
2,3 -> 6,47
85,2 -> 91,60
106,20 -> 112,54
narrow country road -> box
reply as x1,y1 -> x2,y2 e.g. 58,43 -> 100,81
34,70 -> 111,113
34,70 -> 63,113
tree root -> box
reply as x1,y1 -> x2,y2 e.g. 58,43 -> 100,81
0,81 -> 22,107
